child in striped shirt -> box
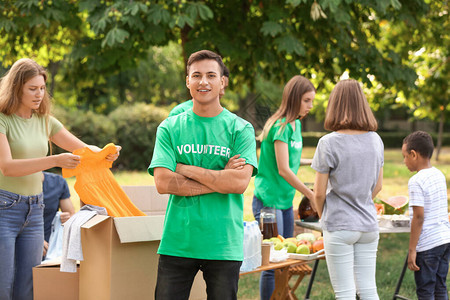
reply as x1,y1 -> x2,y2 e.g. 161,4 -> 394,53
402,131 -> 450,300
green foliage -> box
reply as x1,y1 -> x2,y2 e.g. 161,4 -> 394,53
302,131 -> 327,147
1,0 -> 446,141
109,103 -> 168,170
303,131 -> 450,148
53,104 -> 169,170
3,0 -> 432,101
52,106 -> 116,148
0,0 -> 84,66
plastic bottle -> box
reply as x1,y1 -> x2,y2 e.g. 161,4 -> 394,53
250,221 -> 262,269
240,221 -> 263,272
240,221 -> 250,272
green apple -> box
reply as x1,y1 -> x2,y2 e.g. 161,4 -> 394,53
274,243 -> 284,251
296,244 -> 310,255
285,242 -> 297,253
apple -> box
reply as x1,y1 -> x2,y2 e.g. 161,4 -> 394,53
269,237 -> 280,243
274,243 -> 284,251
284,242 -> 297,253
296,244 -> 310,255
297,239 -> 313,252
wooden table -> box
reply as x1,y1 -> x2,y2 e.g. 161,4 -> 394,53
240,259 -> 314,300
295,220 -> 411,300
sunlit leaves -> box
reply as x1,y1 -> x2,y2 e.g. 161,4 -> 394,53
0,0 -> 438,122
102,27 -> 130,48
275,35 -> 306,56
148,5 -> 171,25
286,0 -> 308,7
126,2 -> 148,16
261,21 -> 284,37
186,2 -> 213,20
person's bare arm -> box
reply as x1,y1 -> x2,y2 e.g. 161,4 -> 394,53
274,140 -> 314,201
43,240 -> 49,257
50,127 -> 87,152
59,198 -> 76,224
225,154 -> 246,170
176,163 -> 253,194
408,206 -> 424,271
51,128 -> 121,161
372,167 -> 383,199
0,133 -> 81,177
153,167 -> 215,196
313,171 -> 329,218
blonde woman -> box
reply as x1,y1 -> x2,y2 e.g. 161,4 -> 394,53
0,58 -> 120,300
311,79 -> 383,299
252,75 -> 315,300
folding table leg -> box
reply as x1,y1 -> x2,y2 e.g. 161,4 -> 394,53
393,253 -> 410,300
271,267 -> 290,300
304,259 -> 320,300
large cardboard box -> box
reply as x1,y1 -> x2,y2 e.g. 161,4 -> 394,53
33,262 -> 79,300
79,185 -> 206,300
121,185 -> 169,216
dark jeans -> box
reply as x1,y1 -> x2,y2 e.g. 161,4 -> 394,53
415,243 -> 450,300
252,195 -> 294,238
252,195 -> 294,300
155,254 -> 242,300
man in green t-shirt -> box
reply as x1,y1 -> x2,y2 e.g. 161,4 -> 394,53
149,50 -> 257,299
168,65 -> 229,117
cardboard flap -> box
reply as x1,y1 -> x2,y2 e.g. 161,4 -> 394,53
36,259 -> 80,268
81,215 -> 110,229
121,185 -> 169,213
114,215 -> 165,243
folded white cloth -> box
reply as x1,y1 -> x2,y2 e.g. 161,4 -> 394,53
60,205 -> 107,273
270,246 -> 289,263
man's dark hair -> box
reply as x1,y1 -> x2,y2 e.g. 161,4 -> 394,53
403,131 -> 434,159
223,65 -> 230,78
186,50 -> 225,76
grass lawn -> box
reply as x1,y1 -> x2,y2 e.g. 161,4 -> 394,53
65,147 -> 450,299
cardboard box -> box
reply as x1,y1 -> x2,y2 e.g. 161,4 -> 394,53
121,185 -> 169,216
79,185 -> 206,300
33,262 -> 79,300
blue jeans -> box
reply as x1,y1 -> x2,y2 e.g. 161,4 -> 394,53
252,195 -> 294,300
155,254 -> 242,300
0,189 -> 44,300
415,243 -> 450,300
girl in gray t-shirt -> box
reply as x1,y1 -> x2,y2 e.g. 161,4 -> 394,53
311,79 -> 384,299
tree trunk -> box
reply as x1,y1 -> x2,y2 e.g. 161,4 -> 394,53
180,26 -> 192,100
435,109 -> 444,161
411,119 -> 417,132
238,92 -> 258,129
48,61 -> 60,98
302,117 -> 308,132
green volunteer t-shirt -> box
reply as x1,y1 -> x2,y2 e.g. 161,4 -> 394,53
254,118 -> 303,209
168,99 -> 193,117
148,108 -> 258,261
0,113 -> 63,195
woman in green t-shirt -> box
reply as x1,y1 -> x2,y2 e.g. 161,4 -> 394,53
0,58 -> 120,300
252,75 -> 316,300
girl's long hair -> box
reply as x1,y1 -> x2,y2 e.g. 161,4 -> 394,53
258,75 -> 315,141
